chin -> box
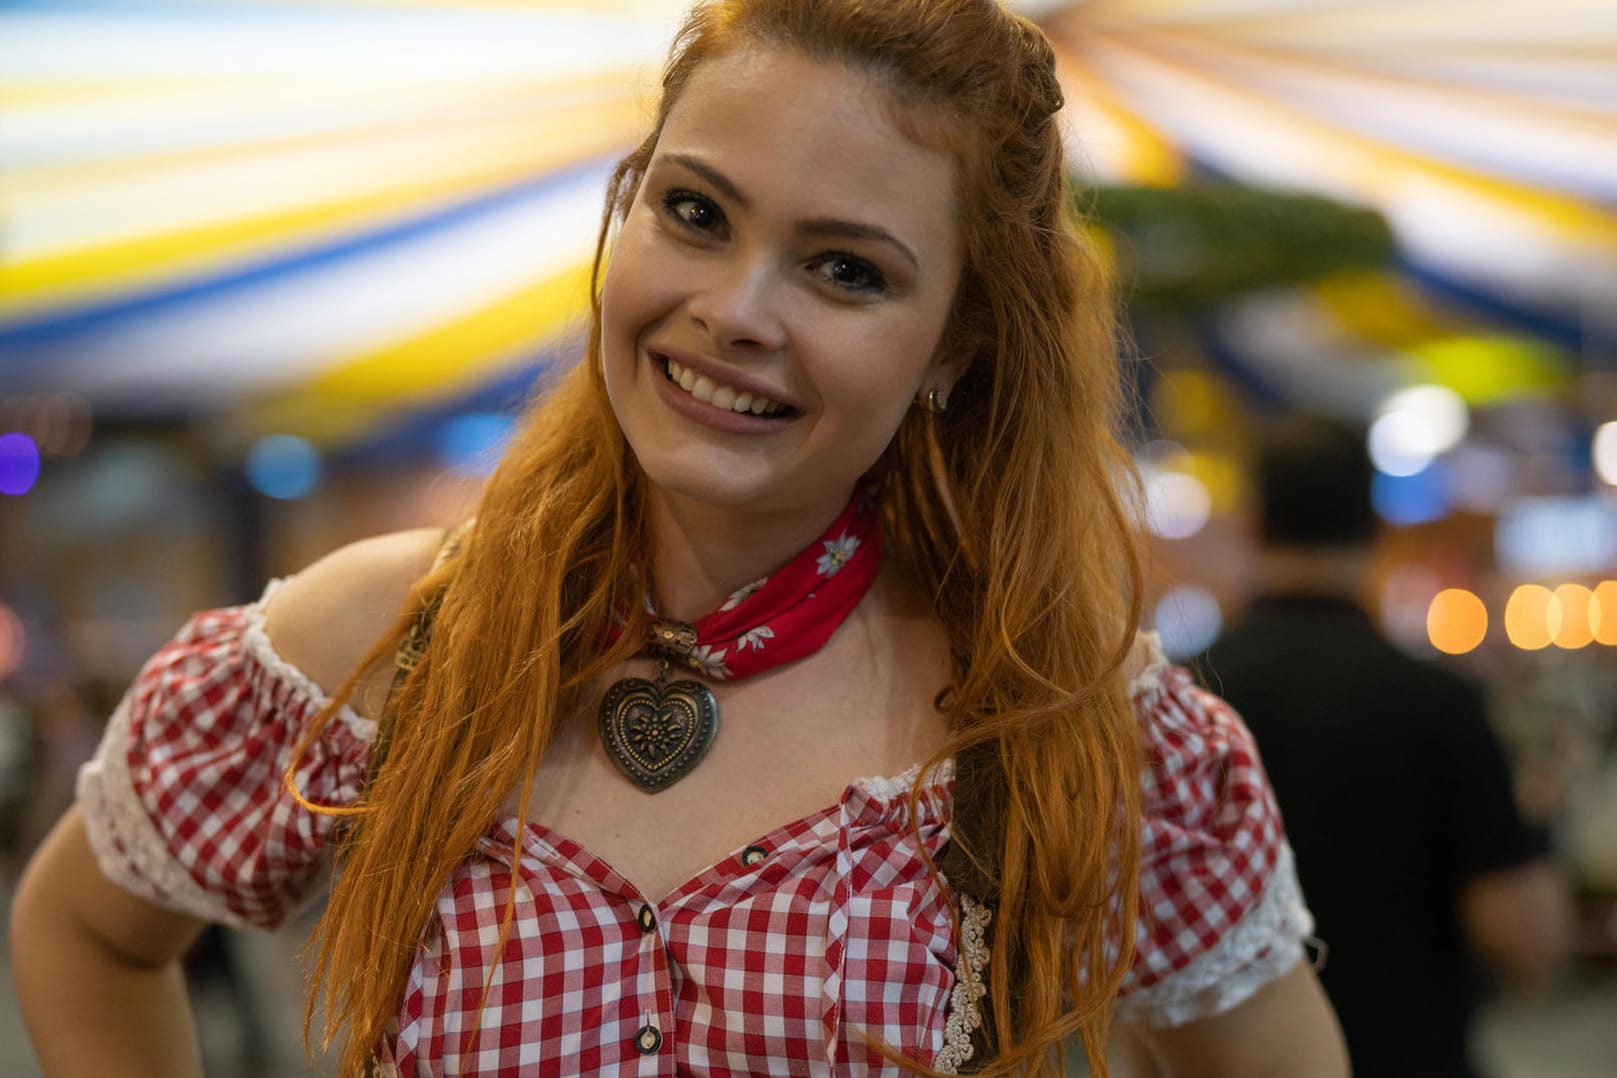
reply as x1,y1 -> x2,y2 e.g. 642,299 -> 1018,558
638,454 -> 858,521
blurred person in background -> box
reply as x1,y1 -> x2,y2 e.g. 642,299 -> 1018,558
11,2 -> 1347,1075
1198,416 -> 1572,1078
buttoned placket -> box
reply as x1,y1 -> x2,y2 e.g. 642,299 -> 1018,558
629,890 -> 676,1076
502,826 -> 679,1075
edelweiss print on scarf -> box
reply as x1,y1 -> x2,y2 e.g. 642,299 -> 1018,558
817,532 -> 861,577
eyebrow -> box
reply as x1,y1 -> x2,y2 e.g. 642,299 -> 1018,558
659,152 -> 921,272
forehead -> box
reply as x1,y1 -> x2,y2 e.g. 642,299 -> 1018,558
654,45 -> 961,260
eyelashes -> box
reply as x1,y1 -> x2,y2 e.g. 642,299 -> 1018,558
807,255 -> 887,294
657,188 -> 889,297
662,190 -> 723,235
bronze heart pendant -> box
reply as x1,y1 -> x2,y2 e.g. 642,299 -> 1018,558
598,676 -> 719,793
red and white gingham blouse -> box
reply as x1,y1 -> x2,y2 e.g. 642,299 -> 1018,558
79,581 -> 1312,1075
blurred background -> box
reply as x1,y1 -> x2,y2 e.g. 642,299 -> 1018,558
1,0 -> 1614,1074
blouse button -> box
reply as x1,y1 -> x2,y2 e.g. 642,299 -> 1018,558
634,1024 -> 663,1055
637,905 -> 656,933
741,844 -> 768,867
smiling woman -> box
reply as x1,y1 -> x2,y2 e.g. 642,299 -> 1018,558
601,44 -> 964,523
10,2 -> 1346,1077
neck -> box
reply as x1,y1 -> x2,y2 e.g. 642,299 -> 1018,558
647,488 -> 853,622
1256,545 -> 1371,607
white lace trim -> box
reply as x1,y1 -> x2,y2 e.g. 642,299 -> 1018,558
245,579 -> 376,742
1114,842 -> 1313,1028
77,695 -> 251,928
77,582 -> 377,928
851,757 -> 955,802
934,894 -> 992,1074
1127,630 -> 1170,706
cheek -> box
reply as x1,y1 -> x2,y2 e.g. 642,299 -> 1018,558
600,223 -> 669,345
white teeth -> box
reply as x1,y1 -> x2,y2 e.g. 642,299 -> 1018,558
658,354 -> 787,416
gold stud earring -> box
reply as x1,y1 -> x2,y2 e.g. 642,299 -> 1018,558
924,388 -> 949,415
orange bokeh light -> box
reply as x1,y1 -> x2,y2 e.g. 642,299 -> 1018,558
1504,585 -> 1560,651
1594,581 -> 1617,646
1552,584 -> 1595,649
1427,589 -> 1488,655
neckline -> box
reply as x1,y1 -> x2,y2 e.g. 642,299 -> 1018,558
485,759 -> 956,907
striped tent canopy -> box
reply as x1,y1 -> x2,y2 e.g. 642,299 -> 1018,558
3,0 -> 1613,448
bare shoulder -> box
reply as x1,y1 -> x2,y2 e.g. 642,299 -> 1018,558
261,527 -> 446,713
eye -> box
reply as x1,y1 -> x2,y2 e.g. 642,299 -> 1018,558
809,254 -> 888,296
661,190 -> 725,235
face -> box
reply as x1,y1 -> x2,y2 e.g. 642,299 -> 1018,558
599,45 -> 965,523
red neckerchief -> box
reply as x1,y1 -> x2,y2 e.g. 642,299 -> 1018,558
616,493 -> 882,681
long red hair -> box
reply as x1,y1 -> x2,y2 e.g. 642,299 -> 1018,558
294,2 -> 1144,1074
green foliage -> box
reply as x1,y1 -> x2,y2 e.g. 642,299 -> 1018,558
1078,183 -> 1395,309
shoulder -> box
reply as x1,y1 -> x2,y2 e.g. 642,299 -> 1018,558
1127,633 -> 1275,840
1118,632 -> 1313,1025
260,527 -> 447,715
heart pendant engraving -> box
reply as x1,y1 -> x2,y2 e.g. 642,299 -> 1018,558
598,676 -> 719,793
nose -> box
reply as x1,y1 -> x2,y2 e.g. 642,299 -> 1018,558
685,254 -> 786,353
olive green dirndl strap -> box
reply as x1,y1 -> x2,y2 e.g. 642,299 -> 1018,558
364,518 -> 474,786
356,521 -> 471,1077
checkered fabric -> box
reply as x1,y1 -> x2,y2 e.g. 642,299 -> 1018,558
80,596 -> 1299,1074
1127,662 -> 1288,991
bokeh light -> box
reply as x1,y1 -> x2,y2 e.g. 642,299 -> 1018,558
1504,584 -> 1561,651
437,413 -> 516,478
1372,465 -> 1450,526
1551,584 -> 1595,649
1150,369 -> 1225,438
1368,411 -> 1436,476
1596,421 -> 1617,486
0,433 -> 42,496
1368,384 -> 1469,477
1137,440 -> 1215,541
1153,584 -> 1223,659
1427,589 -> 1488,655
1592,581 -> 1617,646
246,434 -> 322,500
1144,470 -> 1213,540
1383,384 -> 1469,451
1496,495 -> 1617,579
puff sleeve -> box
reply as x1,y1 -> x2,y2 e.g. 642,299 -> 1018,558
1113,635 -> 1314,1027
77,579 -> 377,930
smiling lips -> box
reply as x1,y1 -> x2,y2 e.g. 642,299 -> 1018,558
662,356 -> 792,417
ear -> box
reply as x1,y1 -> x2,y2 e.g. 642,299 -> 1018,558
919,350 -> 970,407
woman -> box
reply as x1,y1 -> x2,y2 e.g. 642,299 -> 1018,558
11,1 -> 1347,1074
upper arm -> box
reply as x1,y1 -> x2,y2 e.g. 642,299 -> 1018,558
28,527 -> 446,945
1121,960 -> 1348,1078
261,527 -> 446,717
1459,857 -> 1572,988
13,805 -> 205,968
1421,680 -> 1568,986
